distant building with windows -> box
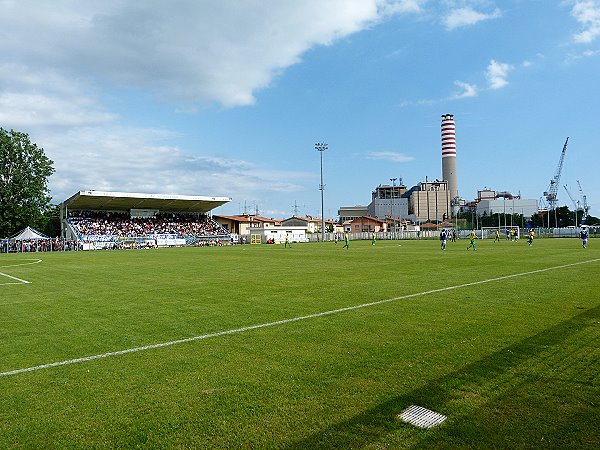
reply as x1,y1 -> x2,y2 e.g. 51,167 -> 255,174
367,183 -> 409,222
338,205 -> 369,223
407,180 -> 450,224
474,189 -> 538,218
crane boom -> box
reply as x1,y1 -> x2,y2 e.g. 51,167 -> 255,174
577,180 -> 590,223
544,137 -> 569,210
563,185 -> 578,210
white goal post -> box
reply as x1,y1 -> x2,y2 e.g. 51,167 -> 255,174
480,226 -> 524,239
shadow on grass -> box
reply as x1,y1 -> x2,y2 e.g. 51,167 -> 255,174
284,305 -> 600,449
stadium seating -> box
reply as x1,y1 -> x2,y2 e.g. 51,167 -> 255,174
68,211 -> 229,241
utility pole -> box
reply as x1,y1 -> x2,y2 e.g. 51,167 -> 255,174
315,142 -> 328,242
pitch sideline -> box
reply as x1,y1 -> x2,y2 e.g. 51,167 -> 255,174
1,257 -> 599,378
0,259 -> 42,286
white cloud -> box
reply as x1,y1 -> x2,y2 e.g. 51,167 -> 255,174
0,0 -> 414,109
382,0 -> 427,14
565,48 -> 600,62
444,7 -> 501,30
451,81 -> 478,99
485,59 -> 513,89
570,0 -> 600,43
39,125 -> 311,203
366,151 -> 415,162
0,1 -> 411,204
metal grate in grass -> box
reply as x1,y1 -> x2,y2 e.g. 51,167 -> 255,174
398,405 -> 447,429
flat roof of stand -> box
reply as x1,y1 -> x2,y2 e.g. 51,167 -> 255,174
62,190 -> 231,213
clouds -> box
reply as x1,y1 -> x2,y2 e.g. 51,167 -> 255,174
451,81 -> 478,99
485,59 -> 514,89
366,151 -> 415,163
569,0 -> 600,43
39,124 -> 311,202
443,6 -> 502,30
0,0 -> 410,109
0,0 -> 406,202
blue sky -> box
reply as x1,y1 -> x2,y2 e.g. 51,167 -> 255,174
1,0 -> 598,219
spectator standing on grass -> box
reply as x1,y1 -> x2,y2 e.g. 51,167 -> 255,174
467,229 -> 477,251
580,227 -> 588,249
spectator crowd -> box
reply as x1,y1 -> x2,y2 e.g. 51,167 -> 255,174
69,211 -> 229,238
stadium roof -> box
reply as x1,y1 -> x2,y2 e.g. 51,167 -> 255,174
62,190 -> 231,213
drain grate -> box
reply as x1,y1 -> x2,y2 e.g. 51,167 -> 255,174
398,405 -> 447,429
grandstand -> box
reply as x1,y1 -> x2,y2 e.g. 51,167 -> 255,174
60,191 -> 232,249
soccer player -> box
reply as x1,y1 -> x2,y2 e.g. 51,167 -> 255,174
528,229 -> 534,246
580,227 -> 589,249
371,231 -> 376,246
466,229 -> 477,250
494,229 -> 501,243
285,234 -> 291,248
440,228 -> 447,250
506,229 -> 510,240
343,231 -> 350,249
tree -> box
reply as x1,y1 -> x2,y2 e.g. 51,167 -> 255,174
0,128 -> 55,238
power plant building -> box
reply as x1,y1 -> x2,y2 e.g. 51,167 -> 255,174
475,189 -> 538,218
407,180 -> 450,223
367,183 -> 409,221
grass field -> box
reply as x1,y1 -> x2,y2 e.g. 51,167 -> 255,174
1,237 -> 599,449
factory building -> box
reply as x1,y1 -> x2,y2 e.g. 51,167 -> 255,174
367,183 -> 410,221
474,189 -> 538,218
407,179 -> 451,223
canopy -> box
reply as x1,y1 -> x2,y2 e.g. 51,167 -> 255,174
62,190 -> 231,214
9,226 -> 51,241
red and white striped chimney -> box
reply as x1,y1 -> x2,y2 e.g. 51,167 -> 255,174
441,114 -> 458,200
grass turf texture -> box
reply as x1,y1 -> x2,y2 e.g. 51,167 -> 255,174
1,238 -> 599,448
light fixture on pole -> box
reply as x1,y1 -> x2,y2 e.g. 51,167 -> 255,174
315,142 -> 328,242
389,178 -> 397,231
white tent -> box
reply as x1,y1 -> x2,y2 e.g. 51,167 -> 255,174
4,226 -> 51,253
9,226 -> 50,241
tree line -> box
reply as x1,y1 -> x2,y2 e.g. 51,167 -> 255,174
0,128 -> 58,238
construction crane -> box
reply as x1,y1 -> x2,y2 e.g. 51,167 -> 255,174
564,184 -> 580,227
543,137 -> 569,227
577,180 -> 590,223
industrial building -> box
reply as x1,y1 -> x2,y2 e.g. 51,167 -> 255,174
367,183 -> 409,221
407,179 -> 451,223
474,189 -> 538,218
337,113 -> 538,226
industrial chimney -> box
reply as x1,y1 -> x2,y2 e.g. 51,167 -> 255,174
441,114 -> 458,201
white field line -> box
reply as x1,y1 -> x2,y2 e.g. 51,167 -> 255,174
1,258 -> 599,378
0,259 -> 42,285
0,259 -> 42,269
0,272 -> 31,285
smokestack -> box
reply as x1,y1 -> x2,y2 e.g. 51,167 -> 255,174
441,114 -> 458,201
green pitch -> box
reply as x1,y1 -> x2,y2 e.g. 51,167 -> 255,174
1,238 -> 599,448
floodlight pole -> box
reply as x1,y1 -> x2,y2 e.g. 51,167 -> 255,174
316,142 -> 328,242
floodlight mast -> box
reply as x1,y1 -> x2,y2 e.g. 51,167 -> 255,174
315,142 -> 328,242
